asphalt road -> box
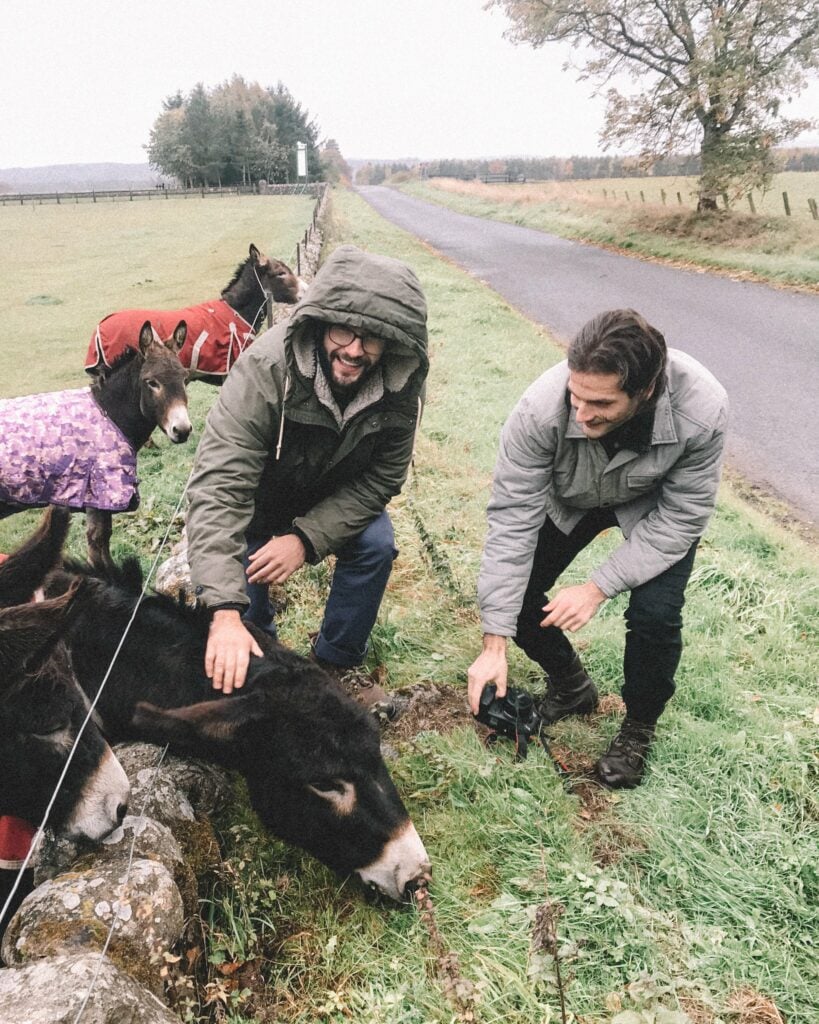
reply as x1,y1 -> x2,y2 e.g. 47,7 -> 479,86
356,186 -> 819,527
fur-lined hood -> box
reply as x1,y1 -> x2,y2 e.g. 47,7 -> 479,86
284,244 -> 428,397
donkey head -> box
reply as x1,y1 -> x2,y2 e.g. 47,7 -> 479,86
0,588 -> 130,840
249,243 -> 306,304
131,652 -> 431,902
137,320 -> 192,444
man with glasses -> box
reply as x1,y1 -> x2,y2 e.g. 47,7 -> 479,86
186,245 -> 429,718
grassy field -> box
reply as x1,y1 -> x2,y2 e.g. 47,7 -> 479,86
1,190 -> 818,1024
0,194 -> 314,397
399,173 -> 819,290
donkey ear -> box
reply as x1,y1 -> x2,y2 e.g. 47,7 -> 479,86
138,320 -> 156,355
0,506 -> 71,608
249,243 -> 263,264
167,320 -> 187,353
0,584 -> 79,682
132,690 -> 269,754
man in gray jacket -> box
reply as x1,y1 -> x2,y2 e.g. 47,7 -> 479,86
186,245 -> 428,703
468,309 -> 728,787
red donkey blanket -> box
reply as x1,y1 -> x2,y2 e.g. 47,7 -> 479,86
86,300 -> 255,378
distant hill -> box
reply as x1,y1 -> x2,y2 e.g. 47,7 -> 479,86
0,163 -> 176,194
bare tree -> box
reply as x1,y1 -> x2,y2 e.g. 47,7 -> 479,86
488,0 -> 819,208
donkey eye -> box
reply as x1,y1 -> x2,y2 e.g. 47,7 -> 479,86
308,779 -> 343,795
145,378 -> 161,391
30,713 -> 70,737
306,779 -> 357,814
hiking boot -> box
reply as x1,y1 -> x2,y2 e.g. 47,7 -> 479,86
596,716 -> 656,789
537,653 -> 599,724
309,651 -> 401,723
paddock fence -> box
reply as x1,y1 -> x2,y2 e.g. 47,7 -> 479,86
0,182 -> 326,207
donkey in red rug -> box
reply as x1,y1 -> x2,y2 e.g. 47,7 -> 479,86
86,244 -> 307,384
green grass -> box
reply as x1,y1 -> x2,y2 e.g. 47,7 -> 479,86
398,174 -> 819,289
0,194 -> 314,397
1,188 -> 817,1023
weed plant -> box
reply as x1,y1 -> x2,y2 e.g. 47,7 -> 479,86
1,189 -> 817,1023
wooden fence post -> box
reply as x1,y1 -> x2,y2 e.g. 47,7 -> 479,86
782,191 -> 791,216
296,243 -> 301,276
625,190 -> 630,202
640,190 -> 645,203
677,191 -> 683,205
661,189 -> 666,205
809,198 -> 818,221
747,193 -> 756,214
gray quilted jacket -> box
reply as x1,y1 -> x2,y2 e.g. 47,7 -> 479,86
478,348 -> 729,637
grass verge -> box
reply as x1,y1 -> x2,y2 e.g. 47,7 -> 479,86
397,177 -> 819,291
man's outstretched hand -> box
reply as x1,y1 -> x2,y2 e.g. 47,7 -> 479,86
206,609 -> 263,694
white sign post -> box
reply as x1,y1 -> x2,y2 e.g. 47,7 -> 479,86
296,142 -> 307,182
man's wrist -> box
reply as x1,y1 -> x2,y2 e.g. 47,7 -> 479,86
210,606 -> 245,622
482,633 -> 509,654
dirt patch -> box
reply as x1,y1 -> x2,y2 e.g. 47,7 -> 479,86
725,987 -> 786,1023
723,467 -> 819,548
388,681 -> 474,742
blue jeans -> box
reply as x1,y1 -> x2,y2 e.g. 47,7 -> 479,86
243,510 -> 397,667
513,508 -> 699,724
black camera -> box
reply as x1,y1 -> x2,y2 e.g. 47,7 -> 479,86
474,684 -> 542,759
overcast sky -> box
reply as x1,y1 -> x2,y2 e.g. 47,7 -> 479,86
2,0 -> 817,168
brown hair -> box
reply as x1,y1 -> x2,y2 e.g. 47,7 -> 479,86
568,309 -> 667,397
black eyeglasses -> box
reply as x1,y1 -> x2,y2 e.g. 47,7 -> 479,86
327,324 -> 385,355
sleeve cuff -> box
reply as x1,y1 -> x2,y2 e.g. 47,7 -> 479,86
289,526 -> 318,564
208,602 -> 248,617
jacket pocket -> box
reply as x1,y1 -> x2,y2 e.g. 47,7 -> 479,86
626,473 -> 661,494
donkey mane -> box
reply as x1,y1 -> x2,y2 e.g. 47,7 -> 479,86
100,346 -> 140,374
221,255 -> 253,296
57,556 -> 212,630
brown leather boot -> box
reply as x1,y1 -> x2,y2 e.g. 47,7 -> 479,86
596,716 -> 656,788
309,651 -> 401,723
537,652 -> 599,724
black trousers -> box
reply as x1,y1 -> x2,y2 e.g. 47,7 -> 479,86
513,509 -> 699,724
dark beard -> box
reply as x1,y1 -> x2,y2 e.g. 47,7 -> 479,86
316,343 -> 374,406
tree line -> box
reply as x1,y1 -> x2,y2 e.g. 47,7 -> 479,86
146,77 -> 324,188
359,149 -> 819,187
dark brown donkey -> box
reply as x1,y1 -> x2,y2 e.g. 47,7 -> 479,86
86,244 -> 307,384
17,508 -> 431,903
0,321 -> 191,569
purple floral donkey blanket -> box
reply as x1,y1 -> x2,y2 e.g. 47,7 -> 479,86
0,387 -> 139,512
